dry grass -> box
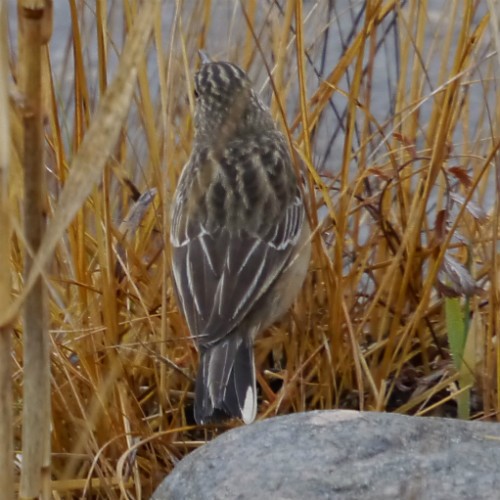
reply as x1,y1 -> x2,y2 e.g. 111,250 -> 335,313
1,0 -> 499,498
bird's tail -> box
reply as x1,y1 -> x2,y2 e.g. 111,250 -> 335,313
194,336 -> 256,425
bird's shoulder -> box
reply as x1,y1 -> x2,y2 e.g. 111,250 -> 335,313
171,132 -> 302,246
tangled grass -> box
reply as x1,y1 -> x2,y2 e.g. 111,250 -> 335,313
1,1 -> 499,497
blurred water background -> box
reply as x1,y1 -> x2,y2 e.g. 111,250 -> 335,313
8,1 -> 497,209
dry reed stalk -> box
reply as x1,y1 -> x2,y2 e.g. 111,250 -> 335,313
17,1 -> 52,498
0,3 -> 14,499
486,0 -> 500,417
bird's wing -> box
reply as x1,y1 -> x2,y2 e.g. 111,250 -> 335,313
170,149 -> 305,348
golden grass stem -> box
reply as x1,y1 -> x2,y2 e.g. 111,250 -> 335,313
160,0 -> 182,418
18,1 -> 52,498
0,3 -> 14,499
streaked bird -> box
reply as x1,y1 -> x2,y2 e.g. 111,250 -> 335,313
170,59 -> 311,424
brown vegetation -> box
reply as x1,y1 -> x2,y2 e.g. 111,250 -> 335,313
0,1 -> 498,498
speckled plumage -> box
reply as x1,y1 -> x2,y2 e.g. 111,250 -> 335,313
170,61 -> 310,424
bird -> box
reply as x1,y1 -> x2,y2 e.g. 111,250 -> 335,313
170,58 -> 311,425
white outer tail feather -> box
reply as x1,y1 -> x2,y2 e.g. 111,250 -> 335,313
241,385 -> 256,424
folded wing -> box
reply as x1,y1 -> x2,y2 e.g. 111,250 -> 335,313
171,178 -> 304,348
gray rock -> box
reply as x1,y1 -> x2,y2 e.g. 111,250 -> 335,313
152,410 -> 500,500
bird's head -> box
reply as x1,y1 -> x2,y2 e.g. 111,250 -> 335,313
193,61 -> 273,145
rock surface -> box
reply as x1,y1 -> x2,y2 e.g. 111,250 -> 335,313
153,410 -> 500,500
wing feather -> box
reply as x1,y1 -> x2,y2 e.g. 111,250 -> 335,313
170,143 -> 305,349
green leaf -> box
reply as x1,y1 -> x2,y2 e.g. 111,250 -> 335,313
445,297 -> 466,370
